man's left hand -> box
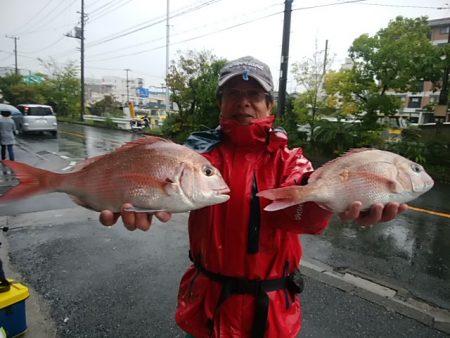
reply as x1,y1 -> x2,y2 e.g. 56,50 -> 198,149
339,202 -> 408,226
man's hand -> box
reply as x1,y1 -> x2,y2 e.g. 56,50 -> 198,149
339,202 -> 408,226
99,203 -> 172,231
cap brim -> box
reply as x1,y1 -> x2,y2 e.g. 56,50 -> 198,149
218,72 -> 272,92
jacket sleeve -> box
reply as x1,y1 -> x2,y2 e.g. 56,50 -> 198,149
265,148 -> 332,234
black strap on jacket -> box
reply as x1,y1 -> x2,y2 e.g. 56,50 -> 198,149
247,174 -> 261,254
192,258 -> 303,338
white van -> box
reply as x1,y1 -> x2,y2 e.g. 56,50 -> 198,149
14,104 -> 58,137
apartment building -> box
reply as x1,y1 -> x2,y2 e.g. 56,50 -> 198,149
396,17 -> 450,124
85,76 -> 169,127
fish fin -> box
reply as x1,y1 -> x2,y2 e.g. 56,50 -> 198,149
114,136 -> 172,154
124,207 -> 165,213
163,162 -> 185,196
257,185 -> 304,200
257,185 -> 313,211
264,199 -> 301,211
71,155 -> 106,172
0,160 -> 60,203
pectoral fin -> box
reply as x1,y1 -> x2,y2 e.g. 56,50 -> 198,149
124,207 -> 166,213
163,162 -> 185,196
257,185 -> 313,212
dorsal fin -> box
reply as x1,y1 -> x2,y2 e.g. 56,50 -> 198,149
72,136 -> 172,172
72,154 -> 105,172
114,136 -> 172,153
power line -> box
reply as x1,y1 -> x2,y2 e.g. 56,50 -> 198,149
9,0 -> 58,35
87,9 -> 282,62
21,36 -> 66,54
89,0 -> 136,22
358,2 -> 450,10
86,2 -> 282,59
86,0 -> 223,48
18,0 -> 79,36
88,0 -> 124,14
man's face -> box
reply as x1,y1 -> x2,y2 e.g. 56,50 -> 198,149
219,76 -> 273,125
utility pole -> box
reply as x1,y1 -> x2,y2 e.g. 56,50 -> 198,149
125,68 -> 131,103
68,1 -> 86,120
277,0 -> 293,117
6,35 -> 19,74
435,25 -> 450,121
165,0 -> 170,114
80,0 -> 85,121
311,39 -> 328,140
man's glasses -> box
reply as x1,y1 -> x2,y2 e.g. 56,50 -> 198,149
221,88 -> 269,102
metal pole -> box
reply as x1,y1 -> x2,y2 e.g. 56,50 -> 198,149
125,69 -> 130,103
438,26 -> 450,106
165,0 -> 170,113
14,37 -> 18,75
5,36 -> 19,74
80,0 -> 85,121
277,0 -> 293,117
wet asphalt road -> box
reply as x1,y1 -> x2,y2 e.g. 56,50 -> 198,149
0,123 -> 449,337
3,208 -> 449,338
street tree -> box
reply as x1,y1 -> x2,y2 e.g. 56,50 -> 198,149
164,50 -> 226,142
291,41 -> 334,138
0,73 -> 44,105
330,16 -> 442,129
89,95 -> 123,117
38,59 -> 80,117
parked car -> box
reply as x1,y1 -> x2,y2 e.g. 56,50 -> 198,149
14,104 -> 58,137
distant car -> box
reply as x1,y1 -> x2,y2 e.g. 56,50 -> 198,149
14,104 -> 58,137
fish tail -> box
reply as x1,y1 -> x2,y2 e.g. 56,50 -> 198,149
257,185 -> 313,211
0,160 -> 61,203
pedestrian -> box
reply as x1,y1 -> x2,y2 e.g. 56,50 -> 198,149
0,110 -> 16,161
0,259 -> 10,293
99,56 -> 407,337
143,115 -> 150,128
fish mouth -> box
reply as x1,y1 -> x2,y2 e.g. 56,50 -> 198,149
214,187 -> 231,195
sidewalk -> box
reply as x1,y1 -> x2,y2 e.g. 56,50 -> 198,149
301,256 -> 450,334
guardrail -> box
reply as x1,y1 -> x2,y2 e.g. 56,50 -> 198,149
83,115 -> 133,130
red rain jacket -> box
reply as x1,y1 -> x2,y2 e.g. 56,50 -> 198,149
176,116 -> 332,337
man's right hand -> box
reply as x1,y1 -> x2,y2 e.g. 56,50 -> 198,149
99,203 -> 172,231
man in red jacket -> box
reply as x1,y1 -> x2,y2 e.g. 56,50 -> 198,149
100,56 -> 407,337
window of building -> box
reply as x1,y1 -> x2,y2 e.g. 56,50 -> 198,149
439,26 -> 450,34
408,97 -> 422,109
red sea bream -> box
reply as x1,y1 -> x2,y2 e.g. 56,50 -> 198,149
257,148 -> 434,213
0,136 -> 230,213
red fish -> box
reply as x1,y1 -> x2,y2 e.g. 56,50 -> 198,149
257,149 -> 434,212
0,136 -> 230,213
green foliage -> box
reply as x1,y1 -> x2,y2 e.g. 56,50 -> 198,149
0,60 -> 80,117
38,60 -> 80,117
350,16 -> 441,92
291,44 -> 334,139
89,95 -> 123,117
102,118 -> 117,129
164,50 -> 227,141
322,16 -> 442,132
276,95 -> 309,148
0,73 -> 44,105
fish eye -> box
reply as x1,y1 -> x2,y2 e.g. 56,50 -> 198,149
411,163 -> 422,173
202,165 -> 214,177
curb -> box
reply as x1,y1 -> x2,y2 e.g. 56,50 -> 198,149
301,256 -> 450,334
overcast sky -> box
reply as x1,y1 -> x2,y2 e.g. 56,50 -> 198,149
1,0 -> 449,91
